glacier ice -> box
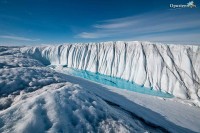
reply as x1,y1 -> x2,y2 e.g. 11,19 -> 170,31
57,67 -> 173,98
1,45 -> 200,133
21,41 -> 200,102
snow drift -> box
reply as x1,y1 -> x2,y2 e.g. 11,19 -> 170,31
0,83 -> 143,133
21,41 -> 200,102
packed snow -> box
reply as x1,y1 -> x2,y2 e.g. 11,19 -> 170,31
1,83 -> 150,133
0,42 -> 200,133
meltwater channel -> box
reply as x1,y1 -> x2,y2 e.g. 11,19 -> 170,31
56,67 -> 173,98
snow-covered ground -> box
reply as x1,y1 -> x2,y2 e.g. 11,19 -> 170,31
0,45 -> 200,133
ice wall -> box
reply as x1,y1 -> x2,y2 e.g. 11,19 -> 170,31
21,41 -> 200,102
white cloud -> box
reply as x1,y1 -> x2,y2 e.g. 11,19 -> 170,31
76,10 -> 200,43
93,21 -> 133,29
76,32 -> 106,39
0,35 -> 40,41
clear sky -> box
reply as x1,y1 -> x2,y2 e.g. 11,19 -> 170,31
0,0 -> 200,45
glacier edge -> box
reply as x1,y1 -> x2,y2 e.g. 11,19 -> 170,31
21,41 -> 200,104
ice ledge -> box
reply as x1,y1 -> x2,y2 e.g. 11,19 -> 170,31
21,41 -> 200,104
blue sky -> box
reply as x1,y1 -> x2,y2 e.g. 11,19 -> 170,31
0,0 -> 200,45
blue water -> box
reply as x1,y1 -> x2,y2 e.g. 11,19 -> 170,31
62,67 -> 173,98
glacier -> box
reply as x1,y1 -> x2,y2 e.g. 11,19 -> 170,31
56,67 -> 173,98
21,41 -> 200,104
1,45 -> 200,133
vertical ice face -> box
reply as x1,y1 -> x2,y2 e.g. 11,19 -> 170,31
21,41 -> 200,102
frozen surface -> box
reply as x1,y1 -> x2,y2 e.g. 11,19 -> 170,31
21,41 -> 200,105
0,47 -> 163,133
1,44 -> 200,133
60,74 -> 200,133
55,67 -> 173,98
1,83 -> 152,133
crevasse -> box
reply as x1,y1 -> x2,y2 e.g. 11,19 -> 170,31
21,41 -> 200,101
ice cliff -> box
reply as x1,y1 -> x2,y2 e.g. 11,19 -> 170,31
21,41 -> 200,102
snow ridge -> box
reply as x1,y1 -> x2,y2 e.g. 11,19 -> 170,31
21,41 -> 200,102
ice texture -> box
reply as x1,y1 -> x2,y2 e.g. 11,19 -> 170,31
1,45 -> 200,133
21,41 -> 200,102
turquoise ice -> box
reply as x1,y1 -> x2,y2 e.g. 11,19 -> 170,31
63,68 -> 173,98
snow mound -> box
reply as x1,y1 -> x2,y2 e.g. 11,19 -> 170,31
0,83 -> 149,133
0,56 -> 44,68
0,47 -> 43,68
0,67 -> 68,96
